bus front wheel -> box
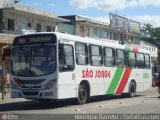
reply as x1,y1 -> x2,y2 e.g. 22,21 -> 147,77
77,84 -> 89,105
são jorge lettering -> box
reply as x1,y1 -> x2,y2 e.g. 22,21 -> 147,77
82,68 -> 111,78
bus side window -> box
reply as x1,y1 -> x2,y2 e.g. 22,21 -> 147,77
75,42 -> 88,65
128,52 -> 136,68
136,52 -> 145,69
145,54 -> 150,69
89,45 -> 102,66
116,49 -> 126,67
59,43 -> 75,71
104,47 -> 115,67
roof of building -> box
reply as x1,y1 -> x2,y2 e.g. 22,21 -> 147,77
0,1 -> 69,22
14,4 -> 56,18
60,15 -> 110,27
76,15 -> 110,26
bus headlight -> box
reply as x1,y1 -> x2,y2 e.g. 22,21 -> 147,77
10,80 -> 19,89
43,80 -> 55,89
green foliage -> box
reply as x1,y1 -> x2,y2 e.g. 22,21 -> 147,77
141,24 -> 160,61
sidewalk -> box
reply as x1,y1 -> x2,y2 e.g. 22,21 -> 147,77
0,93 -> 26,104
0,92 -> 11,99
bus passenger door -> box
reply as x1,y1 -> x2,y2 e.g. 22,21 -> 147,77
57,42 -> 76,99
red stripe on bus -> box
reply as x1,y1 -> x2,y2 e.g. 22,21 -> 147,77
116,67 -> 132,94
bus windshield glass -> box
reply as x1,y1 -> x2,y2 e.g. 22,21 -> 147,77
11,45 -> 56,77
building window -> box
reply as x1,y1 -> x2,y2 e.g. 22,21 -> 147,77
79,26 -> 84,33
131,37 -> 133,43
8,19 -> 14,31
47,26 -> 51,32
110,32 -> 112,39
104,31 -> 108,38
93,28 -> 98,35
36,24 -> 41,32
28,22 -> 32,27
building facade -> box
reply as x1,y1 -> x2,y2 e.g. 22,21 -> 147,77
59,15 -> 158,61
140,41 -> 158,62
59,15 -> 114,39
0,4 -> 68,35
59,15 -> 142,44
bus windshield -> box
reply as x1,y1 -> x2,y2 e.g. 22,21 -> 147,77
11,45 -> 56,77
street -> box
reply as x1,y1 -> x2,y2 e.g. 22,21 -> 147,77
0,88 -> 160,120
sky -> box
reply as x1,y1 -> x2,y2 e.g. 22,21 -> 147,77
16,0 -> 160,27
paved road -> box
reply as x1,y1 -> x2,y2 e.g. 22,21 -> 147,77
0,88 -> 160,120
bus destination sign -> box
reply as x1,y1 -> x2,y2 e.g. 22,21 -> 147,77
13,34 -> 56,46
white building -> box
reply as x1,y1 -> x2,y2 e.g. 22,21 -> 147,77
140,41 -> 158,61
0,4 -> 68,35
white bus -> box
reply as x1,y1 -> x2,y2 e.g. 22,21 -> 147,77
10,32 -> 152,104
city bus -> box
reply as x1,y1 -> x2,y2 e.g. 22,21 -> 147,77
10,32 -> 152,104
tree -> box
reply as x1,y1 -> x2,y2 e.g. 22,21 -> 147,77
141,24 -> 160,61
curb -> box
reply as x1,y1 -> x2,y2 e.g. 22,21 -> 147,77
0,93 -> 26,103
0,98 -> 27,104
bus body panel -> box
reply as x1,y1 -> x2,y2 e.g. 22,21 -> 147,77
57,71 -> 77,99
10,32 -> 152,101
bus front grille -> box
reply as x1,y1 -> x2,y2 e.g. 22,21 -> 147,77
14,79 -> 45,89
22,91 -> 39,96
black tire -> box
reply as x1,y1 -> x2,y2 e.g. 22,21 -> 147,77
129,81 -> 136,97
77,84 -> 89,105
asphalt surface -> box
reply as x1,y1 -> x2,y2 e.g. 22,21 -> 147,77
0,88 -> 160,120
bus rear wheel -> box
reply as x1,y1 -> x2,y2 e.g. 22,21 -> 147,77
129,81 -> 136,97
77,84 -> 88,105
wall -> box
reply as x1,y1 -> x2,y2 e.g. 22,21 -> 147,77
2,9 -> 57,35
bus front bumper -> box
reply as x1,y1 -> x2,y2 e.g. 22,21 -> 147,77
10,88 -> 57,99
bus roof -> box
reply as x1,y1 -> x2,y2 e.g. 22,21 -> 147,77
54,32 -> 150,54
14,32 -> 150,54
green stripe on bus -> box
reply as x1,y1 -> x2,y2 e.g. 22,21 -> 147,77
106,68 -> 124,94
125,45 -> 131,51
